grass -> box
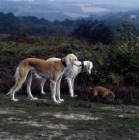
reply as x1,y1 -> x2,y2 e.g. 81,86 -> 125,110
0,92 -> 139,140
0,35 -> 139,139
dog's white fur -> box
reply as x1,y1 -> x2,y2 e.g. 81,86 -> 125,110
38,58 -> 93,97
6,54 -> 79,103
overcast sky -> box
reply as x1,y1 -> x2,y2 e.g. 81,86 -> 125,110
67,0 -> 139,5
63,0 -> 135,1
49,0 -> 138,7
7,0 -> 138,6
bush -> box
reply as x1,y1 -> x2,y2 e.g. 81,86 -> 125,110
71,17 -> 114,45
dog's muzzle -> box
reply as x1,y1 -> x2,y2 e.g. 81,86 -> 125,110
73,61 -> 82,67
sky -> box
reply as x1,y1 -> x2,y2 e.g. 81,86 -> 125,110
63,0 -> 139,6
40,0 -> 139,7
4,0 -> 139,6
0,0 -> 138,20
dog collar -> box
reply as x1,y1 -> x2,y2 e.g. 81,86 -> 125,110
61,59 -> 67,67
81,61 -> 84,71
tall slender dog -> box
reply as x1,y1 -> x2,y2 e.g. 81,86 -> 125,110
6,54 -> 79,103
37,58 -> 93,97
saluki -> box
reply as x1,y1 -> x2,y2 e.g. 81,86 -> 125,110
37,58 -> 93,97
6,54 -> 80,103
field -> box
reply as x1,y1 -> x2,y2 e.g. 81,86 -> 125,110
0,92 -> 139,140
0,35 -> 139,140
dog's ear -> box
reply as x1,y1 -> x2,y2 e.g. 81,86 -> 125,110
61,57 -> 65,62
87,62 -> 90,67
87,62 -> 92,74
61,57 -> 67,67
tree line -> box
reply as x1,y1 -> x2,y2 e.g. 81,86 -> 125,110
0,11 -> 139,45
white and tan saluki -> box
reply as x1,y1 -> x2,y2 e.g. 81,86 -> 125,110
6,54 -> 79,103
38,58 -> 93,97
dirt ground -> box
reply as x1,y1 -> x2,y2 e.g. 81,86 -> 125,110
0,93 -> 139,140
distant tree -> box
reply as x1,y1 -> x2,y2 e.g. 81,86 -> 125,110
39,18 -> 51,25
61,19 -> 76,27
0,12 -> 20,34
23,16 -> 40,24
71,17 -> 114,45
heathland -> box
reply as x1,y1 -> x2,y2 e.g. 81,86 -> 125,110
0,11 -> 139,139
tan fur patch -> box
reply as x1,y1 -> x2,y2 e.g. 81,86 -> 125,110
19,58 -> 64,80
89,86 -> 115,100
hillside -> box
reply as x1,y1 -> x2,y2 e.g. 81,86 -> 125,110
0,0 -> 139,21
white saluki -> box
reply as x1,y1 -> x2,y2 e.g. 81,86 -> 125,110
6,54 -> 80,103
38,58 -> 93,97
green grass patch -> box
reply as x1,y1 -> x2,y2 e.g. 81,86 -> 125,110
0,93 -> 139,139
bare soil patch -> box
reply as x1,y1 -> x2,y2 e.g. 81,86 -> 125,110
0,93 -> 139,140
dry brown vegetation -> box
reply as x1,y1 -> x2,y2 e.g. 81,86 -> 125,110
0,33 -> 139,139
0,34 -> 139,104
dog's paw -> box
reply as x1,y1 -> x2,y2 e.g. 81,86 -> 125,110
70,95 -> 78,98
57,101 -> 62,104
59,99 -> 64,102
29,97 -> 38,100
54,100 -> 61,104
32,97 -> 38,100
41,92 -> 46,95
11,98 -> 19,102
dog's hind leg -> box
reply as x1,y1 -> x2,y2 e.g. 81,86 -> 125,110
6,66 -> 27,101
26,71 -> 38,100
40,78 -> 47,94
7,77 -> 26,101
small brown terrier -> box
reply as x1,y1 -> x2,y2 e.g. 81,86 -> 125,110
89,86 -> 115,101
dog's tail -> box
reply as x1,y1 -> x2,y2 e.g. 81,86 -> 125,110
5,91 -> 11,96
14,66 -> 20,81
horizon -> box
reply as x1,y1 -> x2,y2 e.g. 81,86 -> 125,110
0,0 -> 138,21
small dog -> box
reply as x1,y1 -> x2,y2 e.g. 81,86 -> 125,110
89,86 -> 115,101
6,54 -> 80,103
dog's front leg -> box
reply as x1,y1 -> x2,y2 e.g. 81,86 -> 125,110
66,77 -> 73,97
71,76 -> 77,97
66,77 -> 75,97
50,80 -> 61,103
26,72 -> 38,100
56,76 -> 64,102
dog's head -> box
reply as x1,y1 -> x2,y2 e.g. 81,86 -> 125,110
64,54 -> 80,66
83,61 -> 93,74
107,91 -> 115,100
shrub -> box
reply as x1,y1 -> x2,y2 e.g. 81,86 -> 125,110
71,17 -> 114,45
